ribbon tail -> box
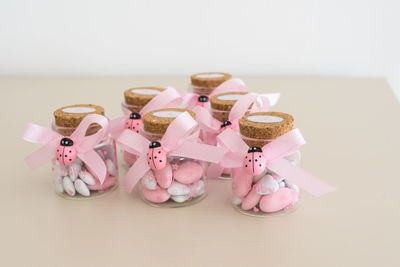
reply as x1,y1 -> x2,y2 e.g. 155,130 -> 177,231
169,141 -> 227,164
25,142 -> 57,169
124,156 -> 150,192
110,116 -> 126,139
79,150 -> 107,184
206,163 -> 224,179
267,158 -> 335,196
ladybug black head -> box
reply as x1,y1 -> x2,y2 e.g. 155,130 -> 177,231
149,141 -> 161,149
221,120 -> 232,128
60,138 -> 74,146
198,95 -> 209,103
129,112 -> 141,120
247,147 -> 262,153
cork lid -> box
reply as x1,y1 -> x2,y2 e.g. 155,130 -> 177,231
210,92 -> 248,111
124,87 -> 165,107
239,112 -> 294,147
191,72 -> 232,88
53,104 -> 105,136
143,108 -> 196,135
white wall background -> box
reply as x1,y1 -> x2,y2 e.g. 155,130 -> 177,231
0,0 -> 399,99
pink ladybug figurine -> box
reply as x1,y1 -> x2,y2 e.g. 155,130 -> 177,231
125,112 -> 142,133
220,120 -> 235,132
196,95 -> 209,108
147,141 -> 167,171
56,138 -> 77,166
243,147 -> 266,176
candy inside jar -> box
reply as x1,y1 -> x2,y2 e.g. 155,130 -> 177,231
52,104 -> 118,199
140,157 -> 206,207
232,111 -> 301,217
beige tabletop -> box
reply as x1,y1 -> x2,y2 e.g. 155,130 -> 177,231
1,77 -> 399,267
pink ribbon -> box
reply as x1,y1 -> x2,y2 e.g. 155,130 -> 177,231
22,114 -> 110,184
110,86 -> 185,138
117,112 -> 227,192
186,78 -> 248,108
211,128 -> 335,196
194,92 -> 280,145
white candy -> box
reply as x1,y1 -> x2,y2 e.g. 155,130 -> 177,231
190,180 -> 205,197
141,171 -> 157,190
54,162 -> 68,177
167,181 -> 190,196
68,163 -> 81,181
106,159 -> 118,177
54,175 -> 64,193
74,179 -> 90,197
232,196 -> 242,205
284,180 -> 300,194
79,171 -> 95,185
254,174 -> 279,195
171,194 -> 190,203
62,176 -> 75,196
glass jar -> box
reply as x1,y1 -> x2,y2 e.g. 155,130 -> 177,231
51,105 -> 118,199
138,108 -> 207,208
190,72 -> 232,96
232,112 -> 301,217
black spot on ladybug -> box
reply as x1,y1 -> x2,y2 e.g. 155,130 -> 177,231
149,141 -> 161,148
57,149 -> 59,152
259,164 -> 262,167
198,95 -> 209,103
69,151 -> 72,153
159,160 -> 162,162
245,165 -> 248,167
158,151 -> 161,154
65,155 -> 67,157
255,159 -> 258,162
259,155 -> 262,158
249,160 -> 251,162
137,123 -> 139,125
245,156 -> 247,159
136,131 -> 139,133
149,157 -> 151,160
221,120 -> 232,129
69,159 -> 72,161
154,156 -> 157,159
129,113 -> 141,119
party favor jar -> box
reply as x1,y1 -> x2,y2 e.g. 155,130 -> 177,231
117,108 -> 226,208
23,104 -> 118,199
190,72 -> 232,96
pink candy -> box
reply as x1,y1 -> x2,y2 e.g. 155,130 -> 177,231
173,161 -> 203,185
259,187 -> 298,213
141,185 -> 170,203
154,163 -> 173,189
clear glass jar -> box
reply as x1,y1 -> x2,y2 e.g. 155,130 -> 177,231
52,123 -> 118,199
232,135 -> 301,217
138,128 -> 206,208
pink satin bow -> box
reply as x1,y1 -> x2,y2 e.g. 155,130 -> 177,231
117,112 -> 227,192
110,86 -> 185,138
210,128 -> 335,196
186,78 -> 248,108
194,92 -> 280,145
22,114 -> 110,184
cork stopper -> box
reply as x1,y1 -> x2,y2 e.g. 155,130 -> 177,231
210,92 -> 248,122
239,112 -> 294,147
191,72 -> 232,88
142,108 -> 196,135
124,87 -> 165,112
53,104 -> 105,136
